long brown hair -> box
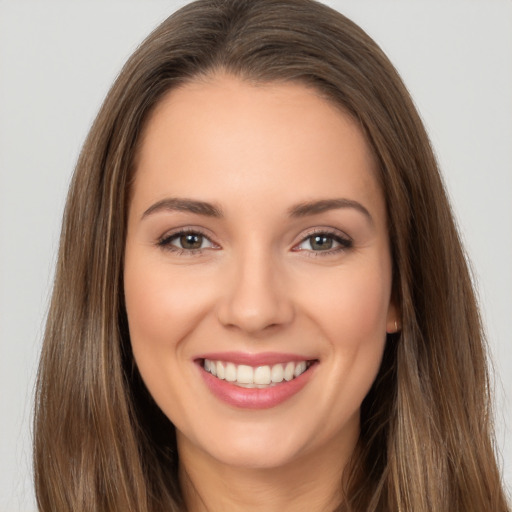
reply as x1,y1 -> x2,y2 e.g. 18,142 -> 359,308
34,1 -> 510,510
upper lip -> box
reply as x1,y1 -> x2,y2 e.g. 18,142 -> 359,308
195,351 -> 317,367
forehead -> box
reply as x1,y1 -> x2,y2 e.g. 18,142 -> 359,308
132,74 -> 385,224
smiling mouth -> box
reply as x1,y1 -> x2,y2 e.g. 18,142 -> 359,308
201,359 -> 315,388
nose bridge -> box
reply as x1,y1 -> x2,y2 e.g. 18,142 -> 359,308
217,242 -> 294,334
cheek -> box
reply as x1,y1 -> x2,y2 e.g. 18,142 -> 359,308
123,255 -> 217,428
307,260 -> 391,344
123,258 -> 218,405
124,258 -> 211,351
300,258 -> 391,399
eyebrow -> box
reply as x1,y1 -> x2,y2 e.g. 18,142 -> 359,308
288,198 -> 373,224
142,198 -> 224,219
141,196 -> 373,223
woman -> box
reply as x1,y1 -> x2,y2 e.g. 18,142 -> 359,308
33,0 -> 510,510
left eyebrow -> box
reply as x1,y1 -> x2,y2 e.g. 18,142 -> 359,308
288,198 -> 373,225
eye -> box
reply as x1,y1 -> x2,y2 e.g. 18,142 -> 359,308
158,230 -> 217,253
295,231 -> 352,253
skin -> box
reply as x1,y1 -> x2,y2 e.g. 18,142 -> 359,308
124,74 -> 398,512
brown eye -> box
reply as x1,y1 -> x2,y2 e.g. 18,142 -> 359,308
179,233 -> 204,250
295,231 -> 353,254
158,230 -> 216,252
309,235 -> 334,251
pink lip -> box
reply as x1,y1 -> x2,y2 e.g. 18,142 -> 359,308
196,358 -> 318,410
195,351 -> 313,366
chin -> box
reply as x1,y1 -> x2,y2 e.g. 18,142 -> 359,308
208,441 -> 305,470
176,419 -> 305,469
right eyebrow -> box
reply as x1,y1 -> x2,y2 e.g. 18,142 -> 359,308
141,197 -> 224,220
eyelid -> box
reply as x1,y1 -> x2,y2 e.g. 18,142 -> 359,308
157,227 -> 220,253
292,227 -> 353,254
155,226 -> 352,256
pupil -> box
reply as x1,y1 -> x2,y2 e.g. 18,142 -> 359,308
311,235 -> 332,250
180,234 -> 202,249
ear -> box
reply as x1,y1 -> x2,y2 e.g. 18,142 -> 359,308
385,298 -> 401,334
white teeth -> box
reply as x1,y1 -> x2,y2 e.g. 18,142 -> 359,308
271,364 -> 284,383
237,364 -> 253,384
254,365 -> 271,385
203,359 -> 310,387
216,361 -> 225,379
294,361 -> 307,377
284,362 -> 295,381
225,362 -> 237,382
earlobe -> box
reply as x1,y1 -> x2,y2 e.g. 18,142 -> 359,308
386,319 -> 401,334
386,301 -> 401,334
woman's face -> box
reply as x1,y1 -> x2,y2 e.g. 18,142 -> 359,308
124,75 -> 397,470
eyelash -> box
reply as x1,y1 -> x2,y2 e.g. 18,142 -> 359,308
157,229 -> 215,256
294,228 -> 353,257
157,228 -> 353,257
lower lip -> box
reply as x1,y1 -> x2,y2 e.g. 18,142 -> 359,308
198,362 -> 316,409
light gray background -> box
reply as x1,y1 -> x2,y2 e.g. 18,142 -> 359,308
1,1 -> 511,510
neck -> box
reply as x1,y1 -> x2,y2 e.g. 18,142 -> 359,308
178,430 -> 357,512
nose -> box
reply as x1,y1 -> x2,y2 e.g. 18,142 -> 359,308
216,249 -> 295,335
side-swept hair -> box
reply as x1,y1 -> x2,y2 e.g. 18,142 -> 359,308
34,1 -> 509,510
